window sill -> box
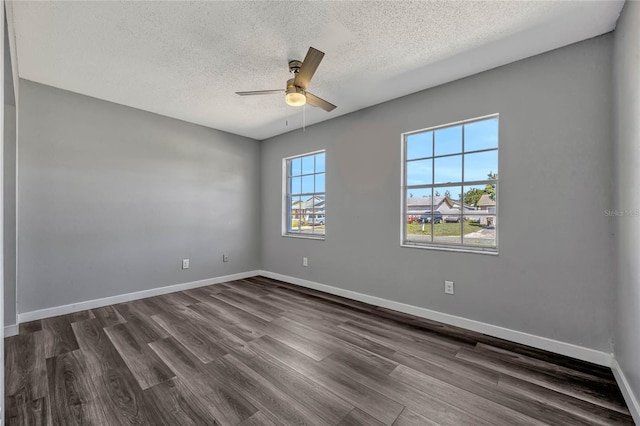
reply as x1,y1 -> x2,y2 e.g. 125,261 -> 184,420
283,234 -> 325,241
401,242 -> 498,255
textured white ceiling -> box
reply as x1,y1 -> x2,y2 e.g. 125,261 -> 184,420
9,1 -> 624,140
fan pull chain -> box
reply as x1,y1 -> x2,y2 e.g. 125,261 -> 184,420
303,103 -> 306,132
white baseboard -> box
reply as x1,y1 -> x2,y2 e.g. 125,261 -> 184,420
4,324 -> 18,337
17,270 -> 261,324
259,270 -> 613,367
611,358 -> 640,423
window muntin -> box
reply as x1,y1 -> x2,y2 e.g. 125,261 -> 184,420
285,151 -> 326,238
403,115 -> 498,252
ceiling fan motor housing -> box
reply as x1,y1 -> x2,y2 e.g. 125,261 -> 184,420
288,60 -> 302,74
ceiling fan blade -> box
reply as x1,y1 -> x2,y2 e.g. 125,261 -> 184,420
305,92 -> 336,112
236,89 -> 284,96
294,47 -> 324,89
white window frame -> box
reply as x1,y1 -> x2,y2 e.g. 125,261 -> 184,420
401,114 -> 499,254
282,149 -> 326,240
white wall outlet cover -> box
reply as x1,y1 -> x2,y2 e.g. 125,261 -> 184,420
182,259 -> 189,269
444,280 -> 454,294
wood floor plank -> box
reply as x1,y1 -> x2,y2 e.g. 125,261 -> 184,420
94,367 -> 154,426
41,316 -> 80,359
249,335 -> 405,425
264,321 -> 334,361
475,342 -> 618,385
189,301 -> 266,341
398,356 -> 605,426
456,347 -> 630,414
474,334 -> 618,382
19,320 -> 43,335
237,411 -> 279,426
178,305 -> 261,361
282,311 -> 399,359
155,291 -> 200,307
339,320 -> 458,360
498,374 -> 635,426
338,407 -> 387,425
181,286 -> 225,303
46,350 -> 106,426
206,354 -> 333,426
151,310 -> 227,363
149,337 -> 257,424
271,315 -> 360,358
5,331 -> 48,399
5,392 -> 51,426
390,364 -> 548,426
214,289 -> 284,321
233,350 -> 354,424
143,377 -> 217,426
62,310 -> 95,324
320,351 -> 492,426
389,350 -> 499,387
392,408 -> 440,426
71,319 -> 129,378
103,323 -> 175,390
92,305 -> 126,328
113,302 -> 170,342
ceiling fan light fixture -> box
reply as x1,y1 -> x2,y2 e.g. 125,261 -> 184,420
285,91 -> 306,107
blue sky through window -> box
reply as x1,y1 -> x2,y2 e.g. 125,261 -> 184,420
406,117 -> 498,188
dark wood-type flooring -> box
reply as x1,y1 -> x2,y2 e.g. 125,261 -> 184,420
5,276 -> 635,425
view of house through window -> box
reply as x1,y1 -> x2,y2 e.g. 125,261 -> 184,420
285,150 -> 326,237
403,115 -> 498,251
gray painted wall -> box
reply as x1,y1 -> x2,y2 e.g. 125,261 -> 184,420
261,35 -> 615,352
4,103 -> 15,326
613,0 -> 640,410
18,79 -> 261,313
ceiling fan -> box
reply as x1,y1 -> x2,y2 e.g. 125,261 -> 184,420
236,47 -> 336,112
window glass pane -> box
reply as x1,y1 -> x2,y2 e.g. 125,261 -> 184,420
463,215 -> 496,247
434,185 -> 462,215
406,159 -> 432,186
464,150 -> 498,182
406,218 -> 433,243
315,152 -> 326,172
406,187 -> 432,218
434,155 -> 462,184
315,173 -> 325,193
302,155 -> 315,175
465,118 -> 498,152
433,218 -> 462,245
406,132 -> 432,160
434,126 -> 462,156
290,176 -> 302,195
302,175 -> 314,194
290,157 -> 302,177
463,184 -> 489,209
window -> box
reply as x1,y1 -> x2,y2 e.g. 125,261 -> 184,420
402,115 -> 498,253
284,150 -> 326,238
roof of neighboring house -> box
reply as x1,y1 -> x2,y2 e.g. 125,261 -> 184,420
292,195 -> 325,210
407,196 -> 447,208
477,194 -> 496,207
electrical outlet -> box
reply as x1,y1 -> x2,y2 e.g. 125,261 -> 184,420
303,257 -> 308,267
222,254 -> 229,263
182,259 -> 190,269
444,280 -> 454,294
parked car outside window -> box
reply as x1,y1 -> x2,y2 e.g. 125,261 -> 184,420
418,212 -> 443,224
